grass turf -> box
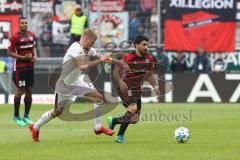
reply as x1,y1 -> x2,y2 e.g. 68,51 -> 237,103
0,103 -> 239,160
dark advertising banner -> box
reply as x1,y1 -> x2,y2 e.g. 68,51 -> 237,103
161,73 -> 240,103
164,0 -> 237,52
27,72 -> 240,103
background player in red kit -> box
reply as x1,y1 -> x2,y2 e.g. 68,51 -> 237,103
8,17 -> 37,126
107,35 -> 160,143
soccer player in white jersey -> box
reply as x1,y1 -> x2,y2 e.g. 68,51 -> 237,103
29,29 -> 129,142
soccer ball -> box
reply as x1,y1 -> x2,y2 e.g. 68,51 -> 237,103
174,127 -> 190,143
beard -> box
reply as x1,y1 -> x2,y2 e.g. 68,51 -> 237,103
140,49 -> 147,55
21,27 -> 27,32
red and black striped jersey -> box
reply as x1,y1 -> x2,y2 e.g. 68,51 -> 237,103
8,31 -> 36,71
122,52 -> 154,89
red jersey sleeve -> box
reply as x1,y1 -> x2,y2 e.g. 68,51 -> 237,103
8,35 -> 17,52
122,55 -> 127,62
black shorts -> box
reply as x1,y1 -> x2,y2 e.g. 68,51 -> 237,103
116,87 -> 142,114
12,70 -> 34,88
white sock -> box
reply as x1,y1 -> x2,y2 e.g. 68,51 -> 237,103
34,111 -> 53,131
94,103 -> 102,130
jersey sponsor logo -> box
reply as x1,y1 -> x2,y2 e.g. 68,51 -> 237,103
19,44 -> 34,49
129,69 -> 146,73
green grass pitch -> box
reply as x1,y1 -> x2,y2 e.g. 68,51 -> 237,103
0,103 -> 240,160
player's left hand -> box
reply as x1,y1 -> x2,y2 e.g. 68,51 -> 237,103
32,56 -> 38,63
100,52 -> 112,62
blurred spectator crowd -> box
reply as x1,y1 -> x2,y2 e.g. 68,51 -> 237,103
152,46 -> 228,73
126,0 -> 157,44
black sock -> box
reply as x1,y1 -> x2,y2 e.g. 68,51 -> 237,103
110,117 -> 120,130
112,117 -> 120,126
14,96 -> 21,117
24,95 -> 32,117
113,111 -> 133,124
117,111 -> 133,136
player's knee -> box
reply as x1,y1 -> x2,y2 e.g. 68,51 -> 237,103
55,107 -> 64,117
55,111 -> 63,117
130,114 -> 139,124
131,119 -> 139,124
15,92 -> 22,97
94,94 -> 103,104
25,92 -> 32,97
16,88 -> 24,97
25,88 -> 32,96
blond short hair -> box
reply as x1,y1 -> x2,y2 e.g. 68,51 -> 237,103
82,29 -> 97,40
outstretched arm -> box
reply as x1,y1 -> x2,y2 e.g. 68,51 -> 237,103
104,54 -> 130,71
76,52 -> 112,71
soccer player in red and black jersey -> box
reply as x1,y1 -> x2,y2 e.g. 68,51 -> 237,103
107,35 -> 160,143
8,17 -> 37,126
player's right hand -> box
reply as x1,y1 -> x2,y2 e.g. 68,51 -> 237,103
119,80 -> 128,94
100,52 -> 112,62
22,53 -> 32,61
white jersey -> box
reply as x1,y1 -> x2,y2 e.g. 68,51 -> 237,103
60,42 -> 99,86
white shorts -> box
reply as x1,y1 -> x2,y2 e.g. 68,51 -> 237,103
54,80 -> 95,108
